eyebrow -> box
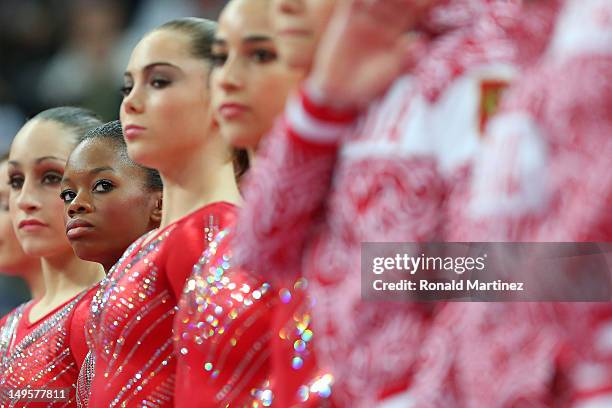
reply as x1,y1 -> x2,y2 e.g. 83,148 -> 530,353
243,35 -> 273,44
61,166 -> 115,184
8,156 -> 66,166
36,156 -> 66,164
90,166 -> 115,175
124,62 -> 181,77
212,34 -> 274,47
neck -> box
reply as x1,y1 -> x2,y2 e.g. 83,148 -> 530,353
22,264 -> 44,300
37,252 -> 104,308
158,137 -> 242,229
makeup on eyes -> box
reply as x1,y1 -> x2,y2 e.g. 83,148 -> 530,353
212,31 -> 278,60
7,164 -> 64,190
60,168 -> 117,203
122,64 -> 178,96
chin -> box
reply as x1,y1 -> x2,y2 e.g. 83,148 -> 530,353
73,249 -> 101,265
71,238 -> 107,261
126,143 -> 162,170
20,243 -> 58,258
19,235 -> 71,259
222,128 -> 259,150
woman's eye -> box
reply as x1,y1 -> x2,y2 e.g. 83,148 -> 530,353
59,190 -> 76,203
210,53 -> 228,67
93,180 -> 114,193
252,49 -> 277,63
120,85 -> 133,97
42,172 -> 63,185
151,78 -> 170,89
8,176 -> 23,190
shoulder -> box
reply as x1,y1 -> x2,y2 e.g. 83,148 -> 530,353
163,203 -> 239,291
0,302 -> 29,327
171,201 -> 239,245
73,284 -> 100,319
187,201 -> 239,227
67,284 -> 100,333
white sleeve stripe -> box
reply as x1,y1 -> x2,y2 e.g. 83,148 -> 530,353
286,96 -> 354,144
574,394 -> 612,408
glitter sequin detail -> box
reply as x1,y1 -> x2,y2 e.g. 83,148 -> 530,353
0,294 -> 85,407
87,204 -> 232,407
278,283 -> 315,373
76,350 -> 95,408
87,229 -> 176,407
271,279 -> 335,406
175,228 -> 277,406
0,303 -> 25,362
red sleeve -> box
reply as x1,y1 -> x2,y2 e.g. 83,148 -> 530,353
0,314 -> 7,328
69,285 -> 99,370
235,86 -> 357,286
165,203 -> 239,299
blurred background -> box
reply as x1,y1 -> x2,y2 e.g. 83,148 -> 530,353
0,0 -> 227,316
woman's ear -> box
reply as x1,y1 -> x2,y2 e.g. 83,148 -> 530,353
150,192 -> 163,227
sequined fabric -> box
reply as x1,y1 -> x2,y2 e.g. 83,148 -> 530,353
86,202 -> 237,407
76,351 -> 95,408
0,294 -> 86,408
0,304 -> 25,363
174,228 -> 277,406
270,280 -> 335,407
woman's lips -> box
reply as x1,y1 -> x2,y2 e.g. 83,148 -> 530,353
66,219 -> 95,240
218,103 -> 250,120
123,124 -> 146,141
18,219 -> 47,232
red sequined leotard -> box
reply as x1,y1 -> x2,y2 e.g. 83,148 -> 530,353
0,285 -> 98,408
174,228 -> 276,406
84,202 -> 237,407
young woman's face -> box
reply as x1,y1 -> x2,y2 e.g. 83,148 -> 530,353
270,0 -> 337,69
8,119 -> 76,258
60,139 -> 161,271
0,160 -> 40,274
211,0 -> 301,148
120,29 -> 215,170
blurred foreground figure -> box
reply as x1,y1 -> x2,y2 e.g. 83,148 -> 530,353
457,0 -> 612,406
237,0 -> 542,405
238,0 -> 611,406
